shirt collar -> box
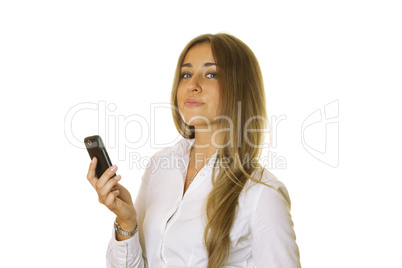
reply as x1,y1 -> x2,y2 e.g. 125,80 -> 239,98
173,138 -> 220,169
174,138 -> 195,158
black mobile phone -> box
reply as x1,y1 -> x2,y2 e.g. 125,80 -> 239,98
84,135 -> 115,178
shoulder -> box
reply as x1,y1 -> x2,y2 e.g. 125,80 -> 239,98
242,166 -> 292,210
141,138 -> 193,182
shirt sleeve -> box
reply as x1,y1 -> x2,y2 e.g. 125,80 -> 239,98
105,155 -> 154,268
106,226 -> 146,268
250,183 -> 301,268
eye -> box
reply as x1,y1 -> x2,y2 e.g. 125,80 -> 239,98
181,72 -> 192,79
206,72 -> 218,78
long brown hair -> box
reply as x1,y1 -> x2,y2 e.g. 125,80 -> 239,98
171,33 -> 270,267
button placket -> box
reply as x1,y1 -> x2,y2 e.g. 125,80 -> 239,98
160,198 -> 182,265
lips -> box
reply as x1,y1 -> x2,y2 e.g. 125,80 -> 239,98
184,98 -> 204,107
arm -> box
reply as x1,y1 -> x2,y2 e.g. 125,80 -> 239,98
105,156 -> 153,268
251,184 -> 301,268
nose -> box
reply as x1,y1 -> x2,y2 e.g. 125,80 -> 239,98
186,74 -> 202,93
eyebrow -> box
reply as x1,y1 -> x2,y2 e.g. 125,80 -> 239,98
181,62 -> 217,68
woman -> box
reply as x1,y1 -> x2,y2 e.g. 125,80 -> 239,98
87,33 -> 301,267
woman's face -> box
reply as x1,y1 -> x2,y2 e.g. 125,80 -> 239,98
177,42 -> 220,130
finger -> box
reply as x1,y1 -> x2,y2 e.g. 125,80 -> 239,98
96,164 -> 118,191
112,183 -> 132,204
87,157 -> 98,188
104,189 -> 120,211
99,175 -> 121,201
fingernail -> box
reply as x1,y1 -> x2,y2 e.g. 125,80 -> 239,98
114,175 -> 121,180
92,157 -> 96,163
111,165 -> 117,171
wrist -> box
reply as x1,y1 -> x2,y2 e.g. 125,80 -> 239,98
116,217 -> 137,233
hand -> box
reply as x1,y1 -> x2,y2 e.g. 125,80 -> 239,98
87,157 -> 137,228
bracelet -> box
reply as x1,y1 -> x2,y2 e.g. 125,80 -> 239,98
114,218 -> 138,237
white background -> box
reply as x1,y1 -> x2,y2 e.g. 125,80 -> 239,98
1,0 -> 401,267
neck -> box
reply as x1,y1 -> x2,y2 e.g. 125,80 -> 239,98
190,125 -> 224,170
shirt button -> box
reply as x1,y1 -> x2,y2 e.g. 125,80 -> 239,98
200,172 -> 205,176
120,250 -> 125,254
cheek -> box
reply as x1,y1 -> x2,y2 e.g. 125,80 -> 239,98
176,88 -> 183,104
212,89 -> 220,113
177,83 -> 187,96
176,90 -> 186,116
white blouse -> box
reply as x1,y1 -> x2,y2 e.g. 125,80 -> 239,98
106,138 -> 301,268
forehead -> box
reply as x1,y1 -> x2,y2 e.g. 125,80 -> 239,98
183,42 -> 215,64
